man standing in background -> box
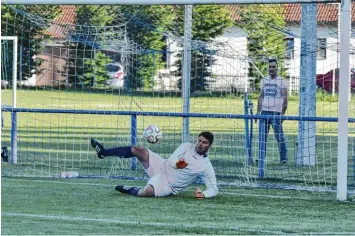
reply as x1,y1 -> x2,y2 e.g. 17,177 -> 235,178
256,59 -> 288,163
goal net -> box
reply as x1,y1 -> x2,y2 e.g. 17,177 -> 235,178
1,2 -> 354,196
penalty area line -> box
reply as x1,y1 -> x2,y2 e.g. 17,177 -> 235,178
4,178 -> 333,201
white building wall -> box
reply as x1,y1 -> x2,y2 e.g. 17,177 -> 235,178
208,28 -> 248,92
286,25 -> 339,77
285,24 -> 355,93
161,26 -> 249,92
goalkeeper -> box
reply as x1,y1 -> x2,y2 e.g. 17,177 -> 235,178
90,131 -> 218,199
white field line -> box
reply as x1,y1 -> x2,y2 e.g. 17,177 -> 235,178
2,212 -> 355,235
3,178 -> 325,201
1,212 -> 278,234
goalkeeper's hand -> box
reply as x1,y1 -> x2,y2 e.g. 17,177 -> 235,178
195,187 -> 204,199
175,158 -> 188,169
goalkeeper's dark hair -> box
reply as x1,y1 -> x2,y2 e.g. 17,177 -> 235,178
199,131 -> 214,145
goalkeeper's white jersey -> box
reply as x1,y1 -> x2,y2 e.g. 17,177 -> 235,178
164,142 -> 218,198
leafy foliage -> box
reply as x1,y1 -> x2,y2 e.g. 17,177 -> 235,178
121,5 -> 175,89
83,51 -> 112,87
66,6 -> 116,88
236,4 -> 288,90
175,5 -> 232,92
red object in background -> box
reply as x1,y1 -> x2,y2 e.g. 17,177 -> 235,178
316,68 -> 355,93
114,71 -> 123,79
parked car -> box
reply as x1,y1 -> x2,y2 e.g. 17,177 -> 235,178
105,62 -> 125,88
316,68 -> 355,93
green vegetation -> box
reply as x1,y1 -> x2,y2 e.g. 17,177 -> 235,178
122,5 -> 175,89
1,177 -> 354,235
67,5 -> 116,87
236,4 -> 288,90
175,5 -> 233,91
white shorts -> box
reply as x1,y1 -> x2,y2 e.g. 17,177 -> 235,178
145,149 -> 173,197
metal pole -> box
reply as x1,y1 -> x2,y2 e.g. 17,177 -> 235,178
337,0 -> 351,201
1,36 -> 18,108
244,94 -> 250,164
130,115 -> 137,170
1,36 -> 18,164
248,99 -> 254,165
258,119 -> 265,178
296,4 -> 317,166
10,112 -> 17,164
182,5 -> 192,143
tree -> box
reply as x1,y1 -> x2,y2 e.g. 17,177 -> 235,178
83,51 -> 112,87
175,5 -> 233,92
120,5 -> 175,89
1,5 -> 61,85
236,4 -> 288,90
66,6 -> 116,88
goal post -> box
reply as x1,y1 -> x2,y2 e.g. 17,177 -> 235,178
1,36 -> 18,164
337,0 -> 351,201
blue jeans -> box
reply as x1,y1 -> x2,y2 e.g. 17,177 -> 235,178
261,111 -> 287,162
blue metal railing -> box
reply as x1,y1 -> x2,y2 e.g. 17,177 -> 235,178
2,107 -> 354,175
3,108 -> 355,122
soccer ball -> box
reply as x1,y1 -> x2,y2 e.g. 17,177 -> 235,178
143,125 -> 162,144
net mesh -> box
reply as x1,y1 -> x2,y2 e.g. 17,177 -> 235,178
1,3 -> 354,194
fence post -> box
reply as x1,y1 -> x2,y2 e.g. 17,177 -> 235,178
248,100 -> 254,165
130,114 -> 137,170
244,94 -> 252,165
258,117 -> 265,178
11,111 -> 17,164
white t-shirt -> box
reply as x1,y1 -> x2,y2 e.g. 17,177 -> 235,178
164,142 -> 218,198
260,76 -> 288,113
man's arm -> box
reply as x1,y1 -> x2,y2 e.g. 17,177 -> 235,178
281,88 -> 288,115
257,91 -> 263,114
199,160 -> 218,198
256,88 -> 264,123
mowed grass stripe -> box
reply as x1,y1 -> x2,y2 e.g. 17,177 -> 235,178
2,212 -> 289,235
2,177 -> 354,234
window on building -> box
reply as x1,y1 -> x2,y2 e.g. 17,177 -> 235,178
285,38 -> 294,59
317,38 -> 327,59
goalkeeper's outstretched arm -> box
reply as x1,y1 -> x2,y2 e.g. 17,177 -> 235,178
200,160 -> 218,198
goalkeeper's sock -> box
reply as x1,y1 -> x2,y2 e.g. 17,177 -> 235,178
115,185 -> 141,196
127,187 -> 141,196
102,146 -> 133,158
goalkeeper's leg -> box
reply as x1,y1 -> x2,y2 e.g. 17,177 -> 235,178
90,139 -> 149,168
115,184 -> 155,197
115,176 -> 172,197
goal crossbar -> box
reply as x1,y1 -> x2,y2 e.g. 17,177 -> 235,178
0,0 -> 340,5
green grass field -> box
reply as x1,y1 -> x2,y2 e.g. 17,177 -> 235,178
1,89 -> 355,234
1,177 -> 355,235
